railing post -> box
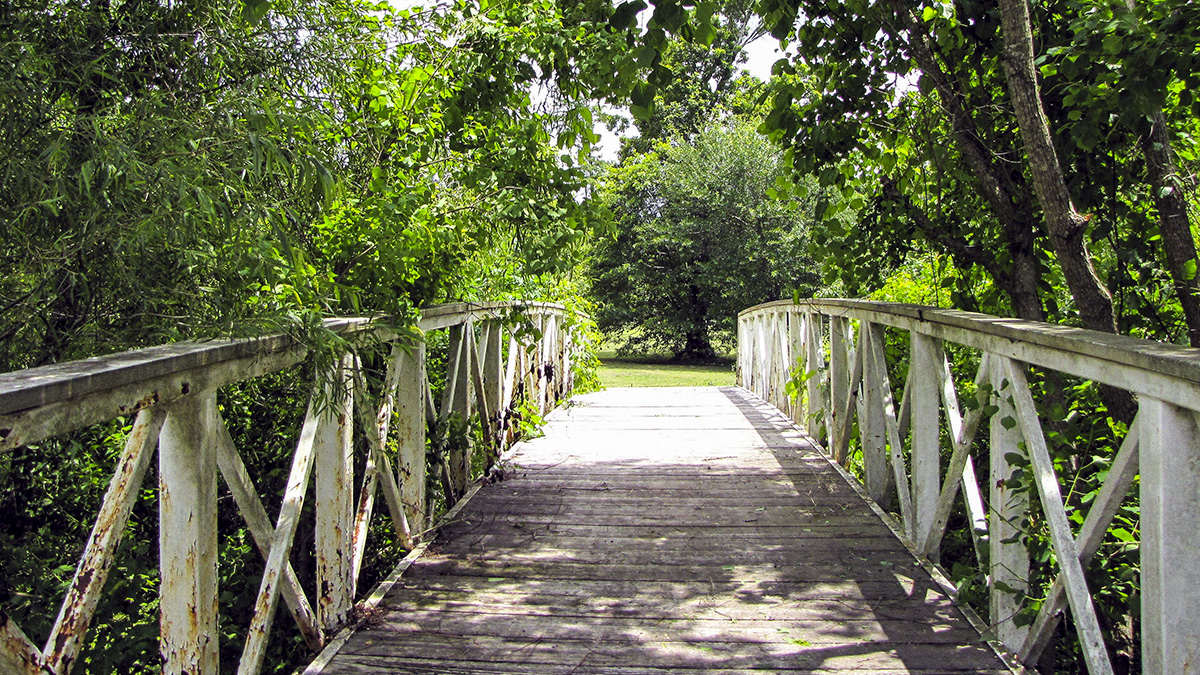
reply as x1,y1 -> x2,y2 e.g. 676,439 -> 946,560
482,321 -> 503,445
535,314 -> 550,414
315,355 -> 355,631
1139,397 -> 1200,674
546,313 -> 561,404
777,309 -> 796,410
396,338 -> 427,537
804,313 -> 826,442
754,314 -> 765,397
788,310 -> 806,426
734,314 -> 744,384
858,322 -> 890,504
910,333 -> 942,549
446,323 -> 473,495
158,391 -> 219,674
829,316 -> 851,455
560,317 -> 574,397
767,312 -> 780,407
988,356 -> 1030,651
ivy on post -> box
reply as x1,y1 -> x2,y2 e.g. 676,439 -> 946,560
988,358 -> 1030,652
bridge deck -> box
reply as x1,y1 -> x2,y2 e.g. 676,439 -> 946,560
316,386 -> 1010,674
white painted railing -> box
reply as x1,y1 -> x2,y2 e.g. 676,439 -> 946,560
0,301 -> 580,675
738,299 -> 1200,675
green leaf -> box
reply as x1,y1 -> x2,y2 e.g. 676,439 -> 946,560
242,0 -> 271,25
630,80 -> 655,109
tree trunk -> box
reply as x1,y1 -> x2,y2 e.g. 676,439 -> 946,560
882,0 -> 1046,324
678,283 -> 715,362
997,0 -> 1115,332
1141,112 -> 1200,346
996,0 -> 1137,418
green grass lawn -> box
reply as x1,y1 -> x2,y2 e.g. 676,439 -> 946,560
597,352 -> 735,388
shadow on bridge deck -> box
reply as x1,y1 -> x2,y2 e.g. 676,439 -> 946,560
310,386 -> 1011,674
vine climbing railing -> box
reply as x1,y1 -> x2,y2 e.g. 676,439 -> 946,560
0,301 -> 580,675
739,299 -> 1199,675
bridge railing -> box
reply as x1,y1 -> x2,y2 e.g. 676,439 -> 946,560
0,301 -> 580,675
738,299 -> 1200,675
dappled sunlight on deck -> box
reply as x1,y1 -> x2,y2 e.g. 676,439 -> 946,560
315,386 -> 1009,674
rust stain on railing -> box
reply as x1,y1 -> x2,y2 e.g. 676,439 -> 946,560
0,302 -> 581,675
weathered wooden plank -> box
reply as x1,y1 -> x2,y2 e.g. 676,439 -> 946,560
388,575 -> 956,603
485,476 -> 860,491
382,582 -> 961,617
434,523 -> 897,543
442,506 -> 886,527
367,611 -> 982,645
474,488 -> 872,505
313,387 -> 1006,674
379,594 -> 964,626
429,539 -> 910,564
337,635 -> 1003,670
325,660 -> 1010,675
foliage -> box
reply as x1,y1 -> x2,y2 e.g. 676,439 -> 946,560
614,0 -> 766,157
0,0 -> 618,672
592,122 -> 822,360
0,0 -> 616,373
594,0 -> 1198,668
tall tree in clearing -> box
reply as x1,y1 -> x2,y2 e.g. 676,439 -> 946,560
591,122 -> 822,360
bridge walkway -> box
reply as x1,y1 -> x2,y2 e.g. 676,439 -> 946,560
314,386 -> 1011,674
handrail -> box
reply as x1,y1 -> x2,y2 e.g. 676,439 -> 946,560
738,298 -> 1199,675
0,301 -> 582,675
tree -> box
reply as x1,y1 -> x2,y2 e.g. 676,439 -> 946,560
615,0 -> 765,157
592,122 -> 822,359
0,0 -> 628,671
0,0 -> 634,372
741,0 -> 1200,349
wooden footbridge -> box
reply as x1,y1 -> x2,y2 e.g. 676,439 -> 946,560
1,300 -> 1198,675
308,385 -> 1008,674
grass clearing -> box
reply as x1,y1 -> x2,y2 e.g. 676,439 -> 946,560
597,351 -> 735,388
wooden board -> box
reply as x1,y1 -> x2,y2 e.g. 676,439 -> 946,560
315,386 -> 1009,674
